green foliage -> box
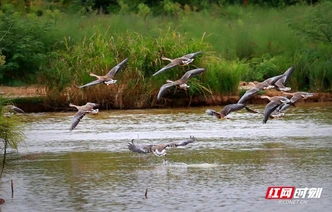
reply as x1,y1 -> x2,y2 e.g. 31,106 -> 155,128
137,3 -> 151,18
0,98 -> 25,150
203,56 -> 248,94
288,2 -> 332,44
41,27 -> 212,107
1,2 -> 331,108
0,8 -> 53,85
0,51 -> 5,66
244,54 -> 282,82
287,2 -> 332,91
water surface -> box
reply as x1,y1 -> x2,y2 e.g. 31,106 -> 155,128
1,102 -> 332,211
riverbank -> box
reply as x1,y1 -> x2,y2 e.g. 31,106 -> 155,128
1,85 -> 332,112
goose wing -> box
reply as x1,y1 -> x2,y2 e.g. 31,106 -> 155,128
166,136 -> 196,148
106,58 -> 129,78
180,51 -> 202,59
78,79 -> 103,88
289,92 -> 306,104
262,101 -> 281,124
8,105 -> 25,113
180,68 -> 205,81
157,82 -> 176,100
152,62 -> 179,76
275,66 -> 294,89
220,103 -> 246,117
128,140 -> 152,154
278,103 -> 292,112
263,74 -> 284,85
237,87 -> 260,104
70,110 -> 86,130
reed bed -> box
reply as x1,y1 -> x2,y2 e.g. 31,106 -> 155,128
32,3 -> 332,108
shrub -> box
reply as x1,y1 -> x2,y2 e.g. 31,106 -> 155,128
0,8 -> 52,85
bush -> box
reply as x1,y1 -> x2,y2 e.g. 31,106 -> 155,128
0,97 -> 26,176
0,8 -> 52,85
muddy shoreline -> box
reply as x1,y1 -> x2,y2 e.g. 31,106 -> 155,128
3,91 -> 332,113
1,86 -> 332,112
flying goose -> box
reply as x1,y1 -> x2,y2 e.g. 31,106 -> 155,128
152,51 -> 202,76
205,104 -> 258,119
4,105 -> 25,113
205,74 -> 283,119
69,102 -> 99,130
278,92 -> 314,112
157,68 -> 205,100
238,74 -> 285,104
77,58 -> 128,88
261,96 -> 291,124
128,136 -> 195,161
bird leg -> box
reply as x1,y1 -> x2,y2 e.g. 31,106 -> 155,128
162,155 -> 168,165
245,106 -> 260,114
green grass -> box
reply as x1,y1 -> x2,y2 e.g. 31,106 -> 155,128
2,2 -> 331,108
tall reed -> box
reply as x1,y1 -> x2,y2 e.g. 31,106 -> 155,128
37,3 -> 332,108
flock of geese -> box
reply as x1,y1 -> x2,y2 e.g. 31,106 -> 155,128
70,51 -> 205,132
205,66 -> 314,123
2,51 -> 314,160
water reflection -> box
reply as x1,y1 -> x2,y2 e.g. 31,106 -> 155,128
1,102 -> 332,211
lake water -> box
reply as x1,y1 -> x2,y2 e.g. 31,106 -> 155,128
1,102 -> 332,211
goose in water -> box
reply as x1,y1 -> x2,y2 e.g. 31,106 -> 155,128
77,58 -> 128,88
69,102 -> 99,130
157,68 -> 205,100
152,51 -> 202,76
128,136 -> 195,162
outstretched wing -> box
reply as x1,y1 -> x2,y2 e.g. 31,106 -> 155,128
78,79 -> 103,88
128,140 -> 152,154
166,136 -> 195,148
277,103 -> 292,112
152,62 -> 179,76
180,51 -> 202,59
180,68 -> 205,81
220,103 -> 246,117
106,58 -> 129,78
9,105 -> 25,113
157,82 -> 176,100
70,110 -> 86,130
237,87 -> 260,104
263,75 -> 284,86
262,101 -> 281,124
275,66 -> 294,89
289,92 -> 305,104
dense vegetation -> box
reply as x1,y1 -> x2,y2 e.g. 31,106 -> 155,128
0,0 -> 331,109
0,97 -> 25,176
